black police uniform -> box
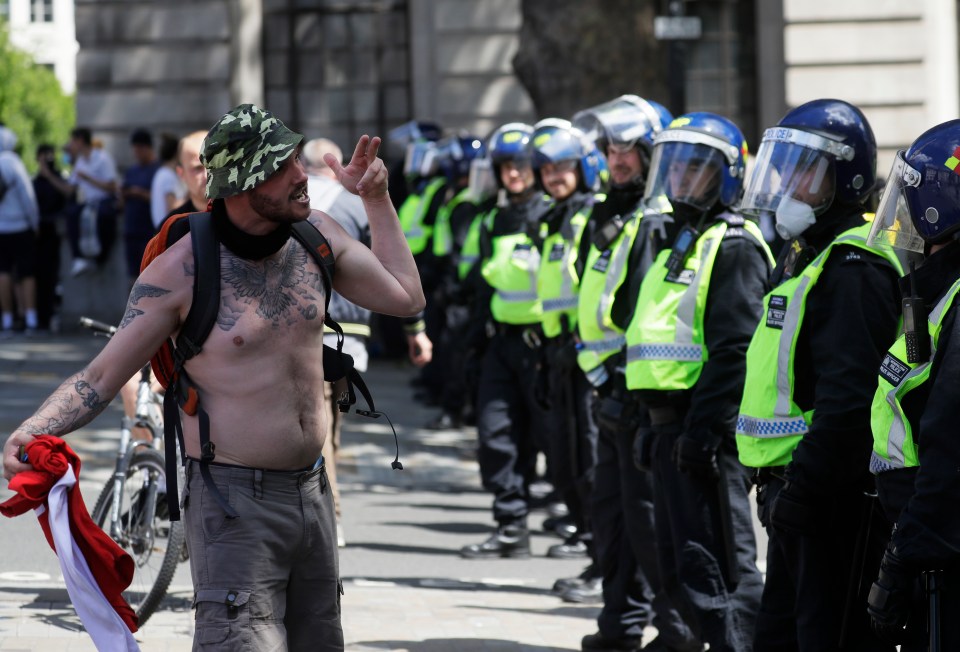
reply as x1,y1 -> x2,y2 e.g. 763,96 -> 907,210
460,192 -> 553,556
872,242 -> 960,652
634,207 -> 768,652
753,210 -> 900,652
585,186 -> 697,650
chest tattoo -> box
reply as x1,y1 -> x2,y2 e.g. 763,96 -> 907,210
217,245 -> 325,330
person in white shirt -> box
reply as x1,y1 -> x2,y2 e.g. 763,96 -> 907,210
0,125 -> 40,336
150,133 -> 184,230
44,127 -> 119,277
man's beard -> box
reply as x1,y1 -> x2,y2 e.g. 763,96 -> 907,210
249,183 -> 309,224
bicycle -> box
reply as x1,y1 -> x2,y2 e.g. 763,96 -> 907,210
80,316 -> 186,626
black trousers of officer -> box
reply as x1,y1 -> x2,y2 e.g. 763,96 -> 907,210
754,475 -> 894,652
875,469 -> 960,652
542,341 -> 599,539
437,303 -> 472,418
476,327 -> 553,526
650,419 -> 762,652
591,388 -> 695,647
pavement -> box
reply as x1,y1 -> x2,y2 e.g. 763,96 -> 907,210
0,333 -> 608,651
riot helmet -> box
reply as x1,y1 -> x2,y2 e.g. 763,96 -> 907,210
741,99 -> 876,240
531,118 -> 607,197
868,119 -> 960,253
487,122 -> 535,194
573,95 -> 672,188
403,140 -> 441,179
436,134 -> 484,186
643,112 -> 747,218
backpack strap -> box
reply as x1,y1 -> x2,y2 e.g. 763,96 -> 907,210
164,212 -> 239,521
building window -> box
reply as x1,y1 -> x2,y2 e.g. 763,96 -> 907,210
30,0 -> 53,22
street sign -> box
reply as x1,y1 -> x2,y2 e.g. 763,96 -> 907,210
654,15 -> 702,41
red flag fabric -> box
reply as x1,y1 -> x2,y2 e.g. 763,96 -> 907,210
0,435 -> 139,632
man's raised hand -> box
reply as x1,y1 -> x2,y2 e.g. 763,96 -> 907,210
324,135 -> 389,202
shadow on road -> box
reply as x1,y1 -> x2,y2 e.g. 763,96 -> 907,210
350,639 -> 576,651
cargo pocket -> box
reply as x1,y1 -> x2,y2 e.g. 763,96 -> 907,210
193,587 -> 252,647
199,478 -> 234,541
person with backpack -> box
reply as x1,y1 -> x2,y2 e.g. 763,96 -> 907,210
2,103 -> 425,651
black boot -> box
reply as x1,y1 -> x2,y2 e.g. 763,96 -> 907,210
580,632 -> 642,651
553,563 -> 599,593
459,524 -> 530,559
561,576 -> 603,603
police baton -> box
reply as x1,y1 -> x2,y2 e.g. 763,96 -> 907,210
839,490 -> 877,647
925,569 -> 942,652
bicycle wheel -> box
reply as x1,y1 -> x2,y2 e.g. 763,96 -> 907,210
91,448 -> 185,626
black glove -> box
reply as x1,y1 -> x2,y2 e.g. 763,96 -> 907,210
672,434 -> 720,480
866,544 -> 915,645
633,427 -> 656,472
769,480 -> 820,536
549,338 -> 578,374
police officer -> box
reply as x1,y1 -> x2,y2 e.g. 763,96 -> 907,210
624,113 -> 770,651
736,99 -> 901,652
865,120 -> 960,650
530,118 -> 607,560
459,123 -> 552,559
571,97 -> 698,652
424,134 -> 486,429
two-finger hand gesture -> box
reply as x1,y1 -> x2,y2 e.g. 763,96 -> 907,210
324,135 -> 389,202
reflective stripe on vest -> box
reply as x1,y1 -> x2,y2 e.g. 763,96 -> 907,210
869,279 -> 960,473
399,177 -> 445,255
624,217 -> 769,391
458,210 -> 487,281
736,222 -> 904,468
538,196 -> 600,338
481,222 -> 543,325
576,210 -> 643,371
433,187 -> 473,257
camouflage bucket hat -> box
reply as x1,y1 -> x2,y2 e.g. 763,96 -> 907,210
201,103 -> 304,199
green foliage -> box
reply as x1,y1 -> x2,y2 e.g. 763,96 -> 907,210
0,19 -> 75,174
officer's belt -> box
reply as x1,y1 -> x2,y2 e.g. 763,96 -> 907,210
752,466 -> 787,485
493,322 -> 543,348
324,322 -> 371,338
648,405 -> 679,426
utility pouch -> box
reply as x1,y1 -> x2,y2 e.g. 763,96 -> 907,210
592,215 -> 625,250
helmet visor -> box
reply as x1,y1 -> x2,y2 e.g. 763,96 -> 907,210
403,141 -> 439,178
467,157 -> 496,202
644,140 -> 725,212
867,150 -> 926,253
741,128 -> 840,218
572,96 -> 661,150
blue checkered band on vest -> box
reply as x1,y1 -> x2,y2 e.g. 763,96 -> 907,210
627,343 -> 702,362
736,415 -> 809,438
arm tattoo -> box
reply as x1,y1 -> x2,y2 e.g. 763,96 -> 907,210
119,308 -> 144,329
118,282 -> 171,329
128,282 -> 170,306
17,371 -> 112,437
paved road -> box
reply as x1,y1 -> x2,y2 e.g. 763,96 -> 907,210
0,332 -> 766,651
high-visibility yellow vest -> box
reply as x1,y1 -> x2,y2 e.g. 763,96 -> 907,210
458,210 -> 487,281
537,194 -> 604,338
433,187 -> 475,257
480,213 -> 544,325
398,177 -> 446,255
869,278 -> 960,473
625,216 -> 771,391
576,208 -> 643,372
736,223 -> 903,468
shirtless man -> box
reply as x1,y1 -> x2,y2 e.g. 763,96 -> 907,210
2,104 -> 424,651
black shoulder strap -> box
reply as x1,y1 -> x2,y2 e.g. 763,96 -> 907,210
291,220 -> 336,313
174,212 -> 218,362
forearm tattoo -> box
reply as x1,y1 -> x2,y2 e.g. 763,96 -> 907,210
119,282 -> 171,329
17,371 -> 112,437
